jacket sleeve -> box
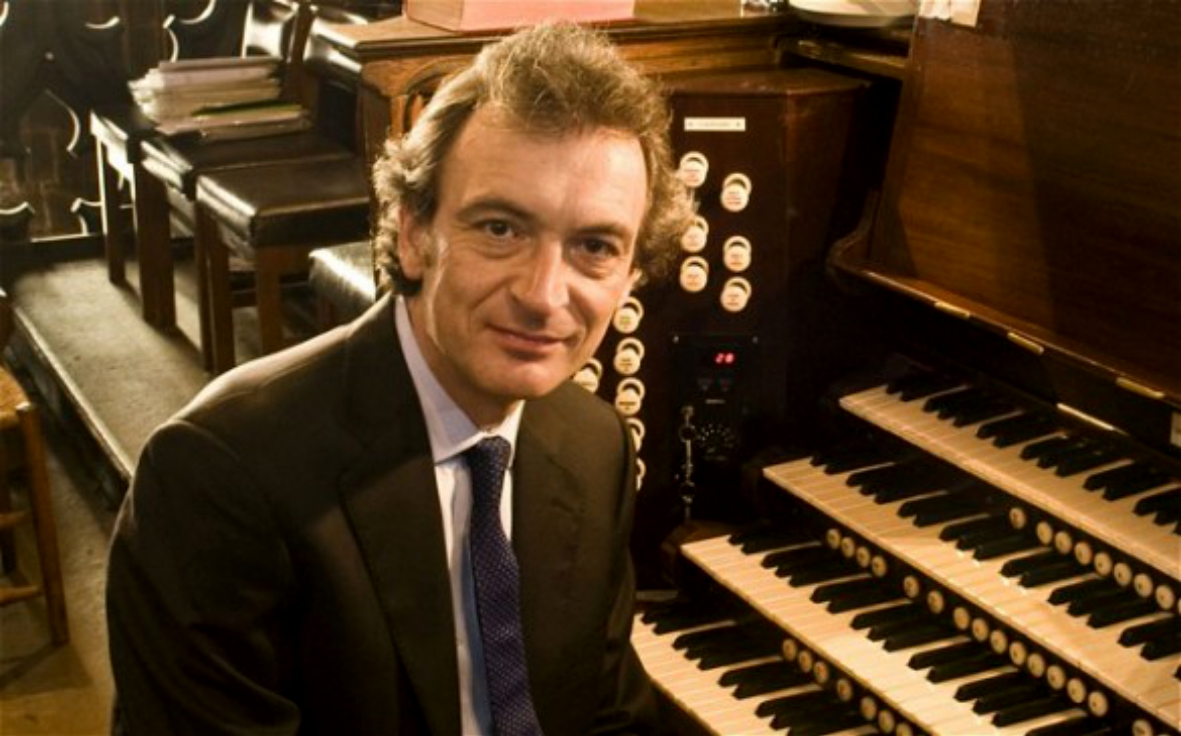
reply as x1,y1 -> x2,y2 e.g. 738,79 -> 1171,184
589,414 -> 662,736
106,419 -> 301,736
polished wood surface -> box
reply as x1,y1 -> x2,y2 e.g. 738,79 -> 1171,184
314,1 -> 805,160
835,0 -> 1181,404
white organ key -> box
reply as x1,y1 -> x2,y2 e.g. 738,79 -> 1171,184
763,457 -> 1181,727
681,537 -> 1006,735
839,385 -> 1180,578
631,617 -> 781,735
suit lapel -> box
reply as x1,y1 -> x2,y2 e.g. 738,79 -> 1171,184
513,405 -> 584,720
335,297 -> 462,736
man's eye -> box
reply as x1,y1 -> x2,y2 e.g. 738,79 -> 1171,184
483,220 -> 514,238
580,239 -> 617,258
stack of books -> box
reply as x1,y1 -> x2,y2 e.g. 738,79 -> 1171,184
130,57 -> 310,140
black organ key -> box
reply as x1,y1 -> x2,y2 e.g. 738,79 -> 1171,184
871,476 -> 967,505
730,524 -> 811,553
846,461 -> 911,488
977,412 -> 1057,447
908,640 -> 980,670
762,544 -> 829,572
955,671 -> 1028,701
1118,615 -> 1178,647
786,708 -> 869,736
887,370 -> 961,401
809,576 -> 878,604
914,504 -> 996,528
1054,446 -> 1123,477
1101,475 -> 1169,501
866,615 -> 927,642
826,586 -> 904,614
848,460 -> 960,499
755,688 -> 827,718
697,639 -> 781,670
718,659 -> 782,686
1048,577 -> 1119,606
1021,436 -> 1077,462
1025,718 -> 1114,736
927,651 -> 1009,683
1084,460 -> 1169,492
1140,629 -> 1181,660
1035,437 -> 1099,469
851,602 -> 924,631
673,620 -> 757,651
768,695 -> 849,731
1087,597 -> 1159,628
971,681 -> 1047,714
813,440 -> 898,475
942,515 -> 1012,545
787,560 -> 863,586
1019,557 -> 1086,587
991,694 -> 1074,726
1065,588 -> 1131,617
721,662 -> 811,698
897,490 -> 984,519
1133,486 -> 1180,516
999,550 -> 1059,576
1154,504 -> 1181,527
642,603 -> 730,634
945,394 -> 1016,427
880,622 -> 960,652
940,517 -> 1015,548
922,387 -> 985,417
970,532 -> 1041,560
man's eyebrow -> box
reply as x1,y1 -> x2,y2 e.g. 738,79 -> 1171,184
456,197 -> 636,242
455,197 -> 535,225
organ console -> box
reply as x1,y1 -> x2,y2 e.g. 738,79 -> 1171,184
624,1 -> 1181,735
308,3 -> 1180,733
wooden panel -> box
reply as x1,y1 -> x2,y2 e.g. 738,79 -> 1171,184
316,0 -> 801,158
863,0 -> 1181,400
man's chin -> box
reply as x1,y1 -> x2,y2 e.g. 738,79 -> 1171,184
488,370 -> 568,402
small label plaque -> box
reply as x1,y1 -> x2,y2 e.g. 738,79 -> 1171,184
684,117 -> 746,132
1171,411 -> 1181,449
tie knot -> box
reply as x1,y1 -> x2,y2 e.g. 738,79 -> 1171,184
467,436 -> 512,507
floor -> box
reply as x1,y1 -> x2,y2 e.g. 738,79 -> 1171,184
0,400 -> 116,736
0,248 -> 319,735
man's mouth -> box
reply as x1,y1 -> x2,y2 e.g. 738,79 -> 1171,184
493,326 -> 566,353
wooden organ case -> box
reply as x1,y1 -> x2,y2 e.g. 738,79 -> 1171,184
635,2 -> 1181,736
579,68 -> 868,588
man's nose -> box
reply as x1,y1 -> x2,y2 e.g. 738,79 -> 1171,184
510,242 -> 569,313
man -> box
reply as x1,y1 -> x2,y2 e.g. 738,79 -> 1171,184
106,21 -> 692,736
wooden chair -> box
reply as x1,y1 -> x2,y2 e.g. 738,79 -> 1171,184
189,4 -> 394,372
91,0 -> 321,328
0,289 -> 68,645
196,156 -> 371,372
308,239 -> 379,329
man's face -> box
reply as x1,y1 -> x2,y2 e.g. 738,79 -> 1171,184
399,106 -> 647,426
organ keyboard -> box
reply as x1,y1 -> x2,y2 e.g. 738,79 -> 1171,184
839,383 -> 1180,578
627,1 -> 1181,733
632,364 -> 1181,736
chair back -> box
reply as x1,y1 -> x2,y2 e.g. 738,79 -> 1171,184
240,0 -> 313,98
0,288 -> 12,352
296,2 -> 387,150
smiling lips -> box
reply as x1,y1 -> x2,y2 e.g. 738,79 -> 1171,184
493,324 -> 569,354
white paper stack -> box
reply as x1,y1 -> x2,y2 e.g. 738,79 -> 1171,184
130,56 -> 310,139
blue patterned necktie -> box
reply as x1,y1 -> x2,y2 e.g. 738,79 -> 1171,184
466,437 -> 544,736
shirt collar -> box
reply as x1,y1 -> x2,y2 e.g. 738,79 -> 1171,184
395,296 -> 522,465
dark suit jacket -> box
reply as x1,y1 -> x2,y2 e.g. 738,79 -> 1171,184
107,296 -> 657,735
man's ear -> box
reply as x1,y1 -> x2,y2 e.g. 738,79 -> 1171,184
397,207 -> 427,280
622,268 -> 642,300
